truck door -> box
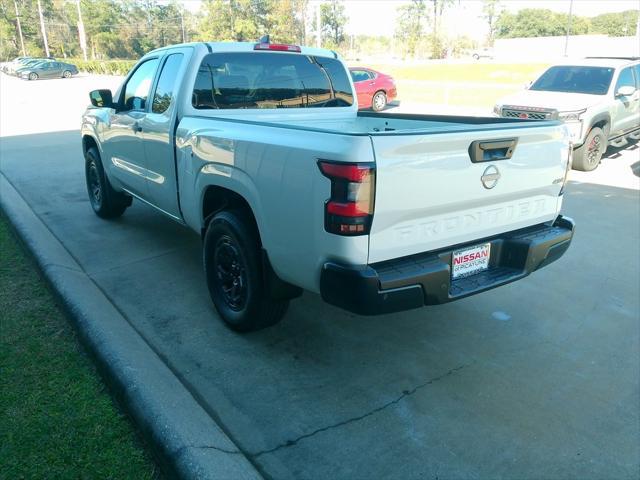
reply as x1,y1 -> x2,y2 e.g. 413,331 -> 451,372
103,57 -> 160,198
139,49 -> 190,218
611,66 -> 639,137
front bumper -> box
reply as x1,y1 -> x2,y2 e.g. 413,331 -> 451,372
320,215 -> 575,315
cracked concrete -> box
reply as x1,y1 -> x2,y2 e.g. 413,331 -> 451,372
252,364 -> 468,458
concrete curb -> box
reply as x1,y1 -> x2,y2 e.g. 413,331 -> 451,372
0,173 -> 262,480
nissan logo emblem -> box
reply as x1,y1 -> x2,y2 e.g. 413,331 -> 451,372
481,165 -> 501,189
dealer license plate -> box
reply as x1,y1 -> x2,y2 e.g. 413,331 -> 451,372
451,243 -> 491,280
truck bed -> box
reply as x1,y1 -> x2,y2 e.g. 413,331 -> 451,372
190,111 -> 559,136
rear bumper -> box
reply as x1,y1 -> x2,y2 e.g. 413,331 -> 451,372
320,215 -> 575,315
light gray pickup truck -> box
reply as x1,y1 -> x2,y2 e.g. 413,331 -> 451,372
495,57 -> 640,171
82,40 -> 574,332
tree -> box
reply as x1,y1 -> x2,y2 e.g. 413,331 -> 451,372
495,8 -> 592,39
320,0 -> 347,47
591,10 -> 638,37
482,0 -> 501,46
394,0 -> 428,58
428,0 -> 453,58
268,0 -> 307,44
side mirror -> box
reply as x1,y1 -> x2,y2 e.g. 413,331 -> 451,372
616,85 -> 636,97
89,89 -> 113,108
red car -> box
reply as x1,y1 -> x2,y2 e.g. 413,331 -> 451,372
349,67 -> 397,112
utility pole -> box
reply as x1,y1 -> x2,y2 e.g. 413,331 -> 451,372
13,0 -> 26,57
36,0 -> 50,57
180,8 -> 186,43
316,2 -> 321,48
563,0 -> 573,57
76,0 -> 88,61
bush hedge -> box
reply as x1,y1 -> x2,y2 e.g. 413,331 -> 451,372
72,59 -> 136,76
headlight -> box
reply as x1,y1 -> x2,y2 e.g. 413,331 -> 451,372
558,109 -> 586,122
493,104 -> 501,116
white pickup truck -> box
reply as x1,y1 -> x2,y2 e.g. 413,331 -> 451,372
82,41 -> 575,331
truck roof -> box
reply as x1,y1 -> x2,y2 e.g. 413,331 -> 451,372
147,41 -> 340,59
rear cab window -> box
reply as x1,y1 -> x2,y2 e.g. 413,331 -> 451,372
192,52 -> 353,110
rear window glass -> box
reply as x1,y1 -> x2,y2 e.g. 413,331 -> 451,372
530,66 -> 614,95
192,52 -> 353,109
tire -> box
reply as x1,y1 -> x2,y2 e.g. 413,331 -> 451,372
84,146 -> 131,218
472,54 -> 480,60
28,72 -> 38,81
203,210 -> 288,332
62,70 -> 72,78
371,91 -> 387,112
572,127 -> 606,172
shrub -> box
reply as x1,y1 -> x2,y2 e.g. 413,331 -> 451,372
71,59 -> 136,76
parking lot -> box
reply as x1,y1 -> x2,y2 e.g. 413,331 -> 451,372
1,73 -> 639,479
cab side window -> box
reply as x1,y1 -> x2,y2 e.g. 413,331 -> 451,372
615,67 -> 635,93
151,53 -> 184,114
122,58 -> 160,112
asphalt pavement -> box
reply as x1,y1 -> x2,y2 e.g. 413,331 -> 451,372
1,73 -> 639,479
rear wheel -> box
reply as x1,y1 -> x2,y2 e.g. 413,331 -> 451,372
28,72 -> 38,81
371,91 -> 387,112
203,210 -> 288,332
572,127 -> 606,172
62,70 -> 72,78
84,146 -> 131,218
472,54 -> 480,60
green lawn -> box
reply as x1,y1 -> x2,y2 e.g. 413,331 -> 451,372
347,61 -> 551,109
351,62 -> 550,84
0,215 -> 159,479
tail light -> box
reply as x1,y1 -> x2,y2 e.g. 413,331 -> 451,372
318,160 -> 375,236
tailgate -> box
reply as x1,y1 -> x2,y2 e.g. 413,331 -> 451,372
368,125 -> 570,264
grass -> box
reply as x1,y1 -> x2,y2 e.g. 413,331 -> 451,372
353,62 -> 550,84
347,61 -> 552,109
0,215 -> 159,479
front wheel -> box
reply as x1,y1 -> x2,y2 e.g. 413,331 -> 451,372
62,70 -> 72,78
85,147 -> 132,218
572,127 -> 606,172
28,72 -> 38,81
371,91 -> 387,112
203,210 -> 288,332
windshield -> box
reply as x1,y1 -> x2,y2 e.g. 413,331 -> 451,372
192,52 -> 353,110
530,66 -> 614,95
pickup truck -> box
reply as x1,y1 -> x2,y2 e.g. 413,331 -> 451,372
494,57 -> 640,171
82,40 -> 575,332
